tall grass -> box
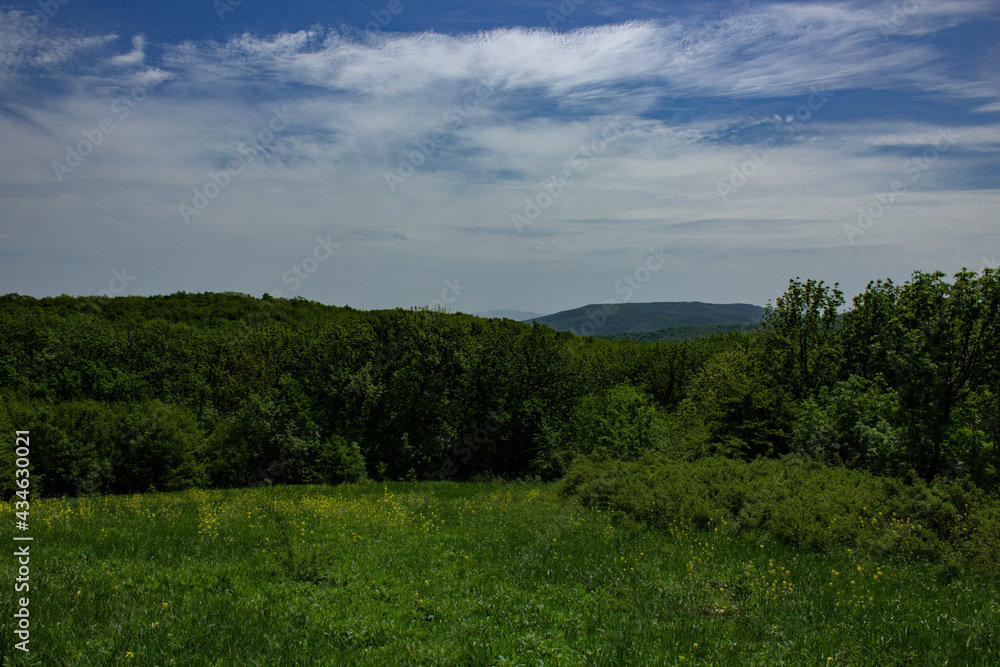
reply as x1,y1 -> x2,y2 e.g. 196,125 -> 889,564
2,480 -> 997,665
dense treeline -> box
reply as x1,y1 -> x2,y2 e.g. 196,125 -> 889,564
0,291 -> 726,496
595,322 -> 760,343
1,268 -> 997,497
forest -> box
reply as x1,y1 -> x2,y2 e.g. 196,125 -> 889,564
1,268 -> 998,499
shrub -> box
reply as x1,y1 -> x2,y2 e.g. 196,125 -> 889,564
944,389 -> 1000,490
791,375 -> 903,472
564,384 -> 667,460
107,401 -> 208,493
528,419 -> 574,481
0,394 -> 121,497
283,432 -> 367,485
558,453 -> 1000,572
685,343 -> 796,458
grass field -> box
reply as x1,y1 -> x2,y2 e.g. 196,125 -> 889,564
2,482 -> 998,665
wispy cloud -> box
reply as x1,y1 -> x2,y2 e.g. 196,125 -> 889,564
146,5 -> 995,106
0,10 -> 116,85
1,1 -> 998,312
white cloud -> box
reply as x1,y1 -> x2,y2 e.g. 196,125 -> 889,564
109,34 -> 146,67
134,68 -> 173,87
972,102 -> 1000,114
0,10 -> 116,86
151,3 -> 997,106
862,125 -> 1000,148
2,2 -> 999,311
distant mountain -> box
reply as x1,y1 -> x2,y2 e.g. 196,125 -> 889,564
475,309 -> 546,321
523,301 -> 764,336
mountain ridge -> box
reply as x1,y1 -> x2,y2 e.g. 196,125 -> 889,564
474,309 -> 545,321
522,301 -> 764,336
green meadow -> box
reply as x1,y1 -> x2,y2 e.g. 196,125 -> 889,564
3,480 -> 997,666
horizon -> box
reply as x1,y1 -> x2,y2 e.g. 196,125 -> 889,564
1,0 -> 998,314
1,290 -> 769,316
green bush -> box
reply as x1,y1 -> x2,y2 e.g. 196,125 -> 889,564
564,384 -> 667,460
0,394 -> 122,497
204,392 -> 282,487
0,394 -> 208,496
791,375 -> 903,472
558,454 -> 1000,572
282,432 -> 367,485
945,389 -> 1000,489
107,401 -> 208,493
528,418 -> 574,481
685,343 -> 796,458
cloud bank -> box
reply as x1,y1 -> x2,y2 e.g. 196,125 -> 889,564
1,1 -> 998,312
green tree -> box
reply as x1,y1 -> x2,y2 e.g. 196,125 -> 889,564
791,375 -> 903,472
761,278 -> 845,399
685,338 -> 795,458
563,384 -> 667,461
109,401 -> 208,493
843,269 -> 1000,480
891,270 -> 999,479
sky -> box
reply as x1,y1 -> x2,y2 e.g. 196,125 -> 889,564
1,0 -> 998,316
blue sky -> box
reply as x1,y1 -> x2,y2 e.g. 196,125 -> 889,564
1,0 -> 998,315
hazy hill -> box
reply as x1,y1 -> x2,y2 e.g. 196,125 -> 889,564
523,301 -> 764,336
475,309 -> 546,321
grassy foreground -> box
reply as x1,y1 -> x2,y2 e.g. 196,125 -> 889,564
2,482 -> 998,665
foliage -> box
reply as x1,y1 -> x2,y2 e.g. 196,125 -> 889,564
563,383 -> 667,460
791,375 -> 903,472
841,268 -> 1000,479
559,454 -> 1000,571
108,400 -> 208,493
761,277 -> 844,399
596,322 -> 760,343
684,338 -> 796,458
2,268 -> 999,496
